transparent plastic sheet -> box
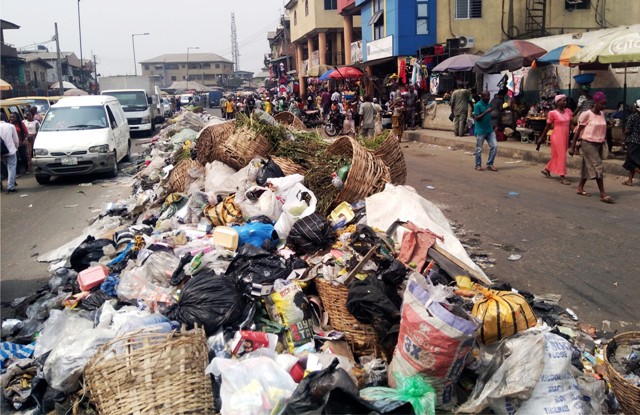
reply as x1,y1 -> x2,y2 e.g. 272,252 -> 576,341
42,317 -> 114,393
116,251 -> 179,307
33,310 -> 68,358
37,216 -> 123,264
204,161 -> 238,195
360,373 -> 437,415
206,354 -> 297,415
170,128 -> 198,144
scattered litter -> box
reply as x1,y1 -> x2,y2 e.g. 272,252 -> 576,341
425,185 -> 436,190
65,204 -> 79,208
508,254 -> 522,261
28,204 -> 32,208
78,183 -> 93,187
507,191 -> 520,197
505,160 -> 522,164
566,308 -> 579,320
19,194 -> 29,198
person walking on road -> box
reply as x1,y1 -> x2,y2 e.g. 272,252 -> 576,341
9,113 -> 28,176
570,91 -> 614,203
621,99 -> 640,186
359,95 -> 378,139
450,81 -> 472,136
473,91 -> 498,171
540,94 -> 573,185
1,112 -> 20,193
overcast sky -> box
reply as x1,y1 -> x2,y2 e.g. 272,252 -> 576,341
2,0 -> 286,76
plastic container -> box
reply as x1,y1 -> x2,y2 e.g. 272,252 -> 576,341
78,265 -> 109,291
573,73 -> 596,85
212,226 -> 239,250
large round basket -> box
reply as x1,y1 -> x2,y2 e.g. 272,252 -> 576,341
315,277 -> 382,357
167,158 -> 205,193
604,331 -> 640,414
274,111 -> 307,131
372,133 -> 406,185
216,126 -> 272,170
85,326 -> 213,415
325,136 -> 390,204
271,156 -> 307,176
195,120 -> 236,165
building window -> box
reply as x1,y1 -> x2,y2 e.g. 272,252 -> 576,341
294,11 -> 297,25
181,64 -> 186,68
203,63 -> 210,68
455,0 -> 482,19
371,0 -> 384,40
324,0 -> 337,10
417,1 -> 429,35
144,65 -> 149,70
215,63 -> 220,69
171,76 -> 176,81
305,0 -> 309,16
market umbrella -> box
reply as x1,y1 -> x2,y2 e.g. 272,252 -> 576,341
474,40 -> 546,73
0,78 -> 13,91
63,88 -> 88,96
328,66 -> 364,79
432,54 -> 482,72
318,69 -> 335,81
537,44 -> 583,66
50,81 -> 77,90
570,24 -> 640,115
306,64 -> 333,77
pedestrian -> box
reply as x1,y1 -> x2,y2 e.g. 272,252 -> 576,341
570,91 -> 614,203
404,85 -> 418,129
22,111 -> 41,175
29,106 -> 42,123
1,112 -> 20,193
321,87 -> 331,119
9,113 -> 28,176
621,99 -> 640,186
473,91 -> 498,171
539,94 -> 573,185
219,96 -> 228,119
490,89 -> 507,133
331,89 -> 341,104
225,98 -> 235,119
359,95 -> 378,139
372,98 -> 383,135
450,81 -> 472,136
175,96 -> 181,112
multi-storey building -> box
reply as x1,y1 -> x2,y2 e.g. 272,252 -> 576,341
140,53 -> 234,89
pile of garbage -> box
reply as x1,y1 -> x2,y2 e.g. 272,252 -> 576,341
1,109 -> 638,415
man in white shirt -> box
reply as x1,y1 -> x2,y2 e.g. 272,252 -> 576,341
359,95 -> 379,139
331,89 -> 341,103
1,112 -> 20,193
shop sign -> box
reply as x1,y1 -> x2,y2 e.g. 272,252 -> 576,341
366,36 -> 393,62
351,41 -> 363,64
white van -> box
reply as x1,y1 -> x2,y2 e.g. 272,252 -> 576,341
32,95 -> 131,184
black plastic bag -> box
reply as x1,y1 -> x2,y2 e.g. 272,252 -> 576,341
164,270 -> 252,336
287,213 -> 336,255
224,244 -> 293,287
80,291 -> 112,311
69,236 -> 115,272
256,158 -> 284,186
283,359 -> 380,415
170,253 -> 193,286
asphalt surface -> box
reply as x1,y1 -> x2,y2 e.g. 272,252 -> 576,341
403,140 -> 639,331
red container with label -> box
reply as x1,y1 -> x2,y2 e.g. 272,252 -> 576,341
78,264 -> 109,292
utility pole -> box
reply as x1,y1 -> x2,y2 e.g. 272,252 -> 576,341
231,13 -> 240,72
77,0 -> 84,88
93,54 -> 98,94
54,23 -> 64,96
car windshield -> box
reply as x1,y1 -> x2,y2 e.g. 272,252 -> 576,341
26,99 -> 50,113
104,91 -> 148,111
40,106 -> 107,131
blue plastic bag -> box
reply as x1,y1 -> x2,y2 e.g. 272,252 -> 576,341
234,222 -> 277,249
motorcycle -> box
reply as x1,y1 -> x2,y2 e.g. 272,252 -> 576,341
300,110 -> 323,129
324,111 -> 345,137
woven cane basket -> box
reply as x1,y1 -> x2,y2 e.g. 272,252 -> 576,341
372,133 -> 406,185
195,120 -> 236,165
85,326 -> 213,415
604,331 -> 640,414
271,156 -> 307,176
216,126 -> 272,170
315,277 -> 382,357
167,159 -> 205,193
325,136 -> 390,204
274,111 -> 307,131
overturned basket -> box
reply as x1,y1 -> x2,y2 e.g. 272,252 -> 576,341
272,156 -> 307,176
195,120 -> 236,165
216,126 -> 272,170
604,331 -> 640,414
326,136 -> 390,204
85,326 -> 213,415
315,277 -> 382,357
372,133 -> 406,185
274,111 -> 307,131
167,158 -> 205,194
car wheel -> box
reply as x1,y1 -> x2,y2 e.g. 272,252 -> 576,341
35,174 -> 51,185
122,140 -> 132,162
108,151 -> 118,178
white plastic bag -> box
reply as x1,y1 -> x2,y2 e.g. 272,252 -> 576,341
34,310 -> 69,358
204,161 -> 236,194
207,354 -> 297,415
235,187 -> 282,222
274,183 -> 317,239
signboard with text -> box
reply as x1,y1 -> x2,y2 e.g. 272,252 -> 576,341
366,36 -> 393,62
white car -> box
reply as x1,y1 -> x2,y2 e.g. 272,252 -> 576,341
32,95 -> 131,184
180,94 -> 193,105
160,97 -> 172,117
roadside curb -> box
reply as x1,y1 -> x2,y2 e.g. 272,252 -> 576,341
404,130 -> 628,177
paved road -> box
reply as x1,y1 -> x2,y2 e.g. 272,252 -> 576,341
403,140 -> 639,331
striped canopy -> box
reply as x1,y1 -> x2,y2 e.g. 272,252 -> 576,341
537,44 -> 583,66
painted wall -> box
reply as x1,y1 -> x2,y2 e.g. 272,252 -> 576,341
289,0 -> 360,43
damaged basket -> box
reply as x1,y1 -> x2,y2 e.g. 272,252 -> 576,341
167,158 -> 205,194
216,126 -> 272,170
274,111 -> 307,131
325,136 -> 390,204
605,331 -> 640,415
315,277 -> 382,358
271,156 -> 307,176
372,133 -> 407,185
85,326 -> 213,415
195,120 -> 236,165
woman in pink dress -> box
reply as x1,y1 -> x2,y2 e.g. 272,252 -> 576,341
540,94 -> 572,185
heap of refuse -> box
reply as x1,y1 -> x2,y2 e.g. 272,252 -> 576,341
1,109 -> 638,415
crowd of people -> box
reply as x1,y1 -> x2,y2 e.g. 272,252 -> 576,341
1,106 -> 41,193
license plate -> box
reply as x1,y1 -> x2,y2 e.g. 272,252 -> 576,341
61,157 -> 78,165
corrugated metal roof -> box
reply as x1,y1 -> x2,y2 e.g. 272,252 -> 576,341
140,53 -> 232,64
